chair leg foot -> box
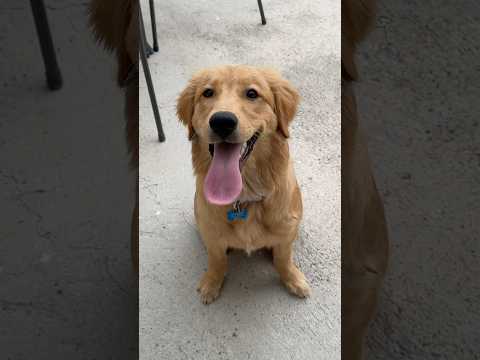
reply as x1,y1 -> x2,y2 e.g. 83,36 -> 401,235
257,0 -> 267,25
46,66 -> 63,90
30,0 -> 63,90
145,43 -> 154,57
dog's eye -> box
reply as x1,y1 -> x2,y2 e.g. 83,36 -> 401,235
202,88 -> 214,98
246,89 -> 258,99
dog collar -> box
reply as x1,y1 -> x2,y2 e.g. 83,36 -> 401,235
227,200 -> 248,221
239,131 -> 260,169
228,131 -> 262,221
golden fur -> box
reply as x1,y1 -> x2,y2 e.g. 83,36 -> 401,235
342,0 -> 389,359
177,65 -> 310,303
89,0 -> 139,271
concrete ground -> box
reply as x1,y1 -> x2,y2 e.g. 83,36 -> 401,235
356,1 -> 480,359
139,0 -> 340,359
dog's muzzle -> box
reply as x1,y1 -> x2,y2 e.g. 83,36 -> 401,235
208,130 -> 261,169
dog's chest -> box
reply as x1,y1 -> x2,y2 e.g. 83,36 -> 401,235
226,204 -> 279,254
236,173 -> 267,203
229,220 -> 265,255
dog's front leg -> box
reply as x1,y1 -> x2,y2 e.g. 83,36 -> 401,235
197,245 -> 228,304
273,241 -> 311,298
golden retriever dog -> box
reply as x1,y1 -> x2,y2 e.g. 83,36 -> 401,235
342,0 -> 389,359
89,0 -> 139,271
177,65 -> 310,304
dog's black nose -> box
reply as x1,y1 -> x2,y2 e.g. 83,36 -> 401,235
209,111 -> 238,139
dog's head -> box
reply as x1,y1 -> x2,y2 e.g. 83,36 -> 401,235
177,65 -> 299,205
177,65 -> 299,141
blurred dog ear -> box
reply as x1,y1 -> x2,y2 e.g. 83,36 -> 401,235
176,78 -> 197,140
89,0 -> 136,87
342,0 -> 377,81
121,1 -> 138,83
263,69 -> 300,138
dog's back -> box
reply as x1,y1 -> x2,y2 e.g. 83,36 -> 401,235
89,0 -> 138,166
342,1 -> 389,359
89,0 -> 139,270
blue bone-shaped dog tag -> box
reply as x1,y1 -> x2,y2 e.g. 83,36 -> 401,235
227,208 -> 248,221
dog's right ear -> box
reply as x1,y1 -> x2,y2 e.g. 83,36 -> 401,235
176,79 -> 197,140
261,69 -> 300,139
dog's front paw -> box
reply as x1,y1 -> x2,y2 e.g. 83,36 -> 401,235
197,273 -> 224,304
281,269 -> 311,298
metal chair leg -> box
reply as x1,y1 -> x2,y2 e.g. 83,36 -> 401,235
143,28 -> 154,58
30,0 -> 62,90
140,6 -> 165,142
257,0 -> 267,25
149,0 -> 159,52
139,2 -> 154,58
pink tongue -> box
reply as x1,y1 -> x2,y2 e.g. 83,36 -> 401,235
204,143 -> 242,205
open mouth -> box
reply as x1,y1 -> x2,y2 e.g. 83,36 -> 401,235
204,131 -> 260,205
208,131 -> 260,168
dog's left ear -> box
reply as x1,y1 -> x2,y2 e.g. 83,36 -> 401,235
263,70 -> 300,138
176,79 -> 197,140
